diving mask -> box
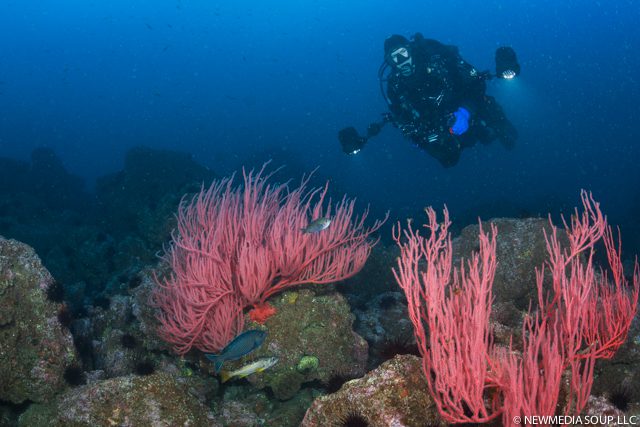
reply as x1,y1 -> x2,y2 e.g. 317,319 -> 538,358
389,47 -> 414,76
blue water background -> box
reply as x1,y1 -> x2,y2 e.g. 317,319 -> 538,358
1,1 -> 638,244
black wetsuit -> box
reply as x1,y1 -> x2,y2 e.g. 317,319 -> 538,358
387,34 -> 517,167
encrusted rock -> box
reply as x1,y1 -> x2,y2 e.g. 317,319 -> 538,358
301,354 -> 442,426
18,372 -> 214,426
214,289 -> 368,401
0,236 -> 79,404
453,217 -> 554,312
353,291 -> 417,369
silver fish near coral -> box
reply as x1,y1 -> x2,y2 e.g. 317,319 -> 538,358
219,357 -> 279,383
301,217 -> 331,233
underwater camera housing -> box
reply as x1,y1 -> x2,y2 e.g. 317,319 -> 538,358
495,46 -> 520,79
339,126 -> 367,155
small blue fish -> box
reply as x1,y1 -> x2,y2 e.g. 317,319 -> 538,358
301,217 -> 331,234
204,329 -> 266,374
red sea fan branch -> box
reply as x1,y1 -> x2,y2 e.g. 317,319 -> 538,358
150,164 -> 387,354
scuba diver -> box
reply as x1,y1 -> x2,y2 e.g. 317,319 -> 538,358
339,33 -> 520,167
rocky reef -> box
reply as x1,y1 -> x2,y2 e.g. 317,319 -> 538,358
18,373 -> 213,426
1,151 -> 639,425
0,236 -> 79,404
213,288 -> 369,401
302,354 -> 442,426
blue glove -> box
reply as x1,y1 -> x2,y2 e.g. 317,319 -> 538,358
449,107 -> 470,135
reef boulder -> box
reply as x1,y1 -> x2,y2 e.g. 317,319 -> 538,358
0,236 -> 79,404
18,372 -> 214,426
301,354 -> 442,426
452,217 -> 555,312
216,289 -> 368,401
